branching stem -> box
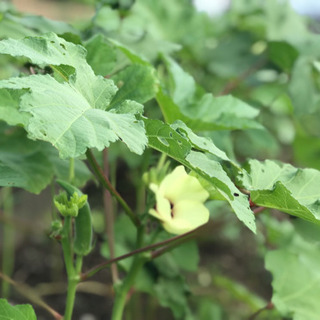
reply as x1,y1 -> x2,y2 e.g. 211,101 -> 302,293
86,149 -> 140,227
81,227 -> 199,280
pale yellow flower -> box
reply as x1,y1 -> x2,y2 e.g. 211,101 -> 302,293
149,166 -> 210,235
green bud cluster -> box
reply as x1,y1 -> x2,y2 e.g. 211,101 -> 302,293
54,191 -> 88,217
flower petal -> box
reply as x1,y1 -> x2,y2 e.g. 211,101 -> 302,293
149,192 -> 171,221
162,200 -> 210,235
160,166 -> 209,203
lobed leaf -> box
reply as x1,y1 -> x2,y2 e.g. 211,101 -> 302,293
242,159 -> 320,224
0,34 -> 148,158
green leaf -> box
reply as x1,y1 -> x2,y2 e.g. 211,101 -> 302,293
84,34 -> 116,76
110,64 -> 158,107
293,134 -> 320,170
186,151 -> 256,233
154,276 -> 193,319
0,299 -> 36,320
157,88 -> 262,131
160,56 -> 262,131
171,120 -> 234,164
0,88 -> 29,126
242,160 -> 320,224
163,55 -> 196,107
4,13 -> 77,36
0,32 -> 86,73
268,41 -> 299,72
169,241 -> 199,272
0,74 -> 146,158
144,118 -> 192,161
0,34 -> 147,158
0,124 -> 54,193
289,57 -> 320,115
144,118 -> 256,232
265,0 -> 309,44
266,233 -> 320,320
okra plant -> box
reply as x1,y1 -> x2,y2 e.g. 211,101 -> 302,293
1,0 -> 320,319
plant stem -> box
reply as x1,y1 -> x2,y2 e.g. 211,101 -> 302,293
86,149 -> 140,227
103,148 -> 119,283
64,278 -> 78,320
248,302 -> 274,320
82,227 -> 199,280
111,227 -> 146,320
156,153 -> 167,171
61,217 -> 74,278
1,187 -> 14,298
111,254 -> 147,320
69,158 -> 75,183
61,216 -> 80,320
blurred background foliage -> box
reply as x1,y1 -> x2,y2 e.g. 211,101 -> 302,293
1,0 -> 320,319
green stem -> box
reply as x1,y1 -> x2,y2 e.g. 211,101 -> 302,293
61,217 -> 80,320
64,278 -> 78,320
61,217 -> 74,277
111,255 -> 147,320
69,158 -> 75,183
111,227 -> 146,320
1,188 -> 14,298
156,153 -> 167,171
86,149 -> 140,227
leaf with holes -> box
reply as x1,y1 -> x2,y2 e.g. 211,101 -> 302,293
144,118 -> 256,232
0,34 -> 147,158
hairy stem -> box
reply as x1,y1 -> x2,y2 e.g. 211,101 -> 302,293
86,149 -> 140,227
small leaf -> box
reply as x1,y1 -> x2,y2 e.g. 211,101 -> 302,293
110,64 -> 158,107
289,57 -> 320,115
163,55 -> 196,107
0,299 -> 36,320
84,34 -> 116,76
